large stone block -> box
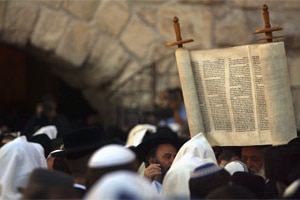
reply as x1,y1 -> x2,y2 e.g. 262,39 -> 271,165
179,0 -> 224,5
56,21 -> 98,66
149,41 -> 174,67
283,1 -> 300,9
121,16 -> 156,59
2,1 -> 38,46
289,56 -> 300,88
109,61 -> 141,92
31,8 -> 69,51
271,11 -> 300,40
87,33 -> 130,85
120,90 -> 153,110
229,0 -> 277,8
132,0 -> 164,2
155,56 -> 175,75
39,0 -> 62,9
157,5 -> 213,50
94,0 -> 130,37
215,9 -> 252,46
136,6 -> 156,26
0,1 -> 6,33
63,0 -> 100,21
230,0 -> 300,10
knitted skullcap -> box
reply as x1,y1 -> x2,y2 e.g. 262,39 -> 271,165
190,162 -> 223,179
88,144 -> 135,168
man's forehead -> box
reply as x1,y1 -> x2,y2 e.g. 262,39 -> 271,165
241,147 -> 263,155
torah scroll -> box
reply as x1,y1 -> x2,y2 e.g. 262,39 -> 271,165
176,42 -> 297,146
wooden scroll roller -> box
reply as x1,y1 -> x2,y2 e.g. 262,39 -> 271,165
166,16 -> 193,48
254,4 -> 283,42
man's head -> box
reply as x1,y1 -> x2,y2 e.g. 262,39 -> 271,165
241,146 -> 265,178
41,95 -> 58,119
21,168 -> 78,199
189,162 -> 231,199
86,144 -> 139,189
134,126 -> 184,181
146,143 -> 178,177
167,88 -> 183,111
135,126 -> 183,161
52,126 -> 105,184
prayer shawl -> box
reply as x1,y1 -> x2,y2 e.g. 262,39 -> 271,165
0,136 -> 47,200
161,133 -> 217,198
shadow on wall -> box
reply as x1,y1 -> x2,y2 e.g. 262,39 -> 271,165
0,43 -> 100,132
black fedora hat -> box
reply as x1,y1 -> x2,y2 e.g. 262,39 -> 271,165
29,134 -> 53,158
55,126 -> 105,159
134,126 -> 184,162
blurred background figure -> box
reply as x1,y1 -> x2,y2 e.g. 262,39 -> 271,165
21,168 -> 79,199
241,146 -> 267,179
155,87 -> 188,138
217,147 -> 240,167
23,94 -> 71,139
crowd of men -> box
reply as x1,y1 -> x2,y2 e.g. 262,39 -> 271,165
0,88 -> 300,199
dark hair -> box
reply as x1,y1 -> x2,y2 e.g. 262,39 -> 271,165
22,168 -> 78,199
231,172 -> 265,199
53,157 -> 72,175
66,153 -> 92,179
167,88 -> 178,100
144,146 -> 158,166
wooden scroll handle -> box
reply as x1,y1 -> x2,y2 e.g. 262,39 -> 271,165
166,16 -> 193,48
254,4 -> 283,42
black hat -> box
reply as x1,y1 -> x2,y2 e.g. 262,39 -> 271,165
29,134 -> 53,158
264,143 -> 300,185
56,126 -> 104,159
134,126 -> 184,162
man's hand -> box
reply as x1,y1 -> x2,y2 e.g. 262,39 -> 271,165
144,163 -> 162,181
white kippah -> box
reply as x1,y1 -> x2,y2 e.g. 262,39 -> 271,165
88,144 -> 136,168
224,160 -> 249,175
84,171 -> 159,200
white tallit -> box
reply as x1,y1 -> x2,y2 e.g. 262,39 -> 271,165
0,136 -> 47,200
161,132 -> 217,199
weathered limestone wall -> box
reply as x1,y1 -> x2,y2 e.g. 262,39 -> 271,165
0,0 -> 299,129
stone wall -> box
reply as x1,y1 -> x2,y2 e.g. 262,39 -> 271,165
0,0 -> 299,129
